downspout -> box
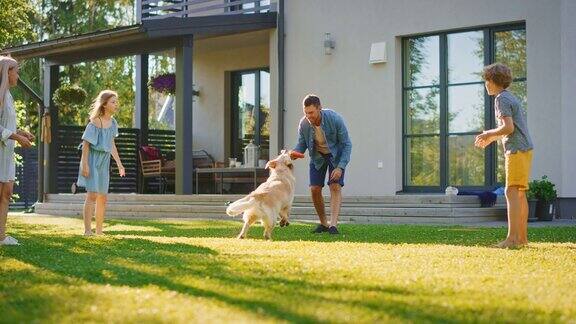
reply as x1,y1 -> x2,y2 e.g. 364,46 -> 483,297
277,0 -> 285,151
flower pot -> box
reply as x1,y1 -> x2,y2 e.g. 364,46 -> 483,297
527,198 -> 538,222
536,199 -> 554,221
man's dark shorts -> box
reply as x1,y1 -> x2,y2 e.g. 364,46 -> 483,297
309,154 -> 345,187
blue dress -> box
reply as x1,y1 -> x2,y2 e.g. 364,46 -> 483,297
76,118 -> 119,194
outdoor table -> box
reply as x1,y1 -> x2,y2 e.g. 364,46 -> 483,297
195,167 -> 269,194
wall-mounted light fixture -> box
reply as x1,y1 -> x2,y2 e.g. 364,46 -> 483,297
192,84 -> 200,102
324,32 -> 335,55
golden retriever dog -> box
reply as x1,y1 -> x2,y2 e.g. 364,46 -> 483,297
226,150 -> 296,240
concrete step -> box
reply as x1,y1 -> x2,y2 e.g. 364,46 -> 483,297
33,207 -> 503,225
36,202 -> 505,216
36,194 -> 507,224
45,193 -> 505,207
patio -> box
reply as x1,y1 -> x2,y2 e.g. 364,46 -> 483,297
2,0 -> 281,198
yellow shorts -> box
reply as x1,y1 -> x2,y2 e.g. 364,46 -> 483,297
505,150 -> 533,191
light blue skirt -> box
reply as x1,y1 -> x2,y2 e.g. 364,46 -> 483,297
77,148 -> 111,194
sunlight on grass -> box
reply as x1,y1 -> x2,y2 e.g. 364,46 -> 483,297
1,216 -> 575,323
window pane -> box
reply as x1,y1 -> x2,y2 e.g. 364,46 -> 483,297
236,73 -> 256,160
508,81 -> 527,110
405,36 -> 440,87
495,30 -> 526,79
448,84 -> 485,133
449,135 -> 485,186
406,136 -> 440,186
148,53 -> 176,130
259,71 -> 270,159
406,88 -> 440,135
448,31 -> 484,84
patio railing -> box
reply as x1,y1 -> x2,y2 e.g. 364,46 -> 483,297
56,126 -> 175,194
138,0 -> 277,21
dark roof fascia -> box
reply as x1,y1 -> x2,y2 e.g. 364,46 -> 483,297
1,12 -> 277,64
1,25 -> 145,62
143,12 -> 277,37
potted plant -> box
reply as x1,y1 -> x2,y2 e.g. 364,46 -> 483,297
527,175 -> 557,221
526,184 -> 539,222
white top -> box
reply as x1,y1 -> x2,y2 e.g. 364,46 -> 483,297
0,91 -> 16,182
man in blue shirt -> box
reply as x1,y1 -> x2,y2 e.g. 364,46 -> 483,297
290,94 -> 352,234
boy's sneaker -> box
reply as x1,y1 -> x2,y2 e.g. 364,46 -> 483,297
311,224 -> 329,233
328,226 -> 339,235
0,236 -> 20,245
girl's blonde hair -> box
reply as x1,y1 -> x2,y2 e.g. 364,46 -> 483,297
89,90 -> 118,120
0,55 -> 18,110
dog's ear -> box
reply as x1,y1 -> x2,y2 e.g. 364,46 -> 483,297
265,160 -> 277,169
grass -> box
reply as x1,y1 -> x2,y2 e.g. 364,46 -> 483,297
1,215 -> 575,323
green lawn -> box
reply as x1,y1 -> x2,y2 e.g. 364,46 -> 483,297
1,215 -> 575,323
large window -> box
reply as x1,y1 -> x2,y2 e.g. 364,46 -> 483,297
231,69 -> 270,163
403,24 -> 526,191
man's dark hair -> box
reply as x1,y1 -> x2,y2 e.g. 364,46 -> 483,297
303,94 -> 321,108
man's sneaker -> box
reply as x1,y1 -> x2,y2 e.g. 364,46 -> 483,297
311,224 -> 329,233
0,236 -> 20,245
328,226 -> 339,235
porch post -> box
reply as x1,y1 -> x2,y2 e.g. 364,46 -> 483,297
42,63 -> 59,194
175,36 -> 194,194
135,54 -> 149,145
135,54 -> 149,193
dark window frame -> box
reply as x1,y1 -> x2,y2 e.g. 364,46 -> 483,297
230,67 -> 270,162
402,23 -> 526,193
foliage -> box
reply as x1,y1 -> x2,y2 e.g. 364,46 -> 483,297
10,0 -> 136,128
528,175 -> 558,203
0,0 -> 36,48
1,217 -> 576,323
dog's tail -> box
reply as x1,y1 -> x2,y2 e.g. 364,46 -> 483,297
226,196 -> 257,216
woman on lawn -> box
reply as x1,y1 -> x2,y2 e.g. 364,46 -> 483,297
0,55 -> 34,246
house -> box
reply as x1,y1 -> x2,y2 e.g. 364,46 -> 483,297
3,0 -> 575,219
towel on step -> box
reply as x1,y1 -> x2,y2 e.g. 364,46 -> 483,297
457,190 -> 497,207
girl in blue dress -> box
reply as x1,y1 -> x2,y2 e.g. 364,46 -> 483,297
77,90 -> 125,236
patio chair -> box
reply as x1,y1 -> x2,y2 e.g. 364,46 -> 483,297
138,145 -> 175,194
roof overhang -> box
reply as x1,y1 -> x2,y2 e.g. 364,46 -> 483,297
1,12 -> 277,65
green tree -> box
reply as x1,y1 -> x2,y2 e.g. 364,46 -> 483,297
0,0 -> 35,48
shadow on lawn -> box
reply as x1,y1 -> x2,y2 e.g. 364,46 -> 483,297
103,219 -> 576,246
0,233 -> 461,323
3,225 -> 568,323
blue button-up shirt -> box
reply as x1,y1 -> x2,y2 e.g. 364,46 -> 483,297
293,109 -> 352,170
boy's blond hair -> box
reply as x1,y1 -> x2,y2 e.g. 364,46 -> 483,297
482,63 -> 512,89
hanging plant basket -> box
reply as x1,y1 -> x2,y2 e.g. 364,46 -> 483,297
148,72 -> 199,96
149,73 -> 176,95
53,84 -> 87,108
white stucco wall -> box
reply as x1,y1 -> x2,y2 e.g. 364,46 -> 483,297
192,31 -> 271,163
282,0 -> 573,197
561,0 -> 576,197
